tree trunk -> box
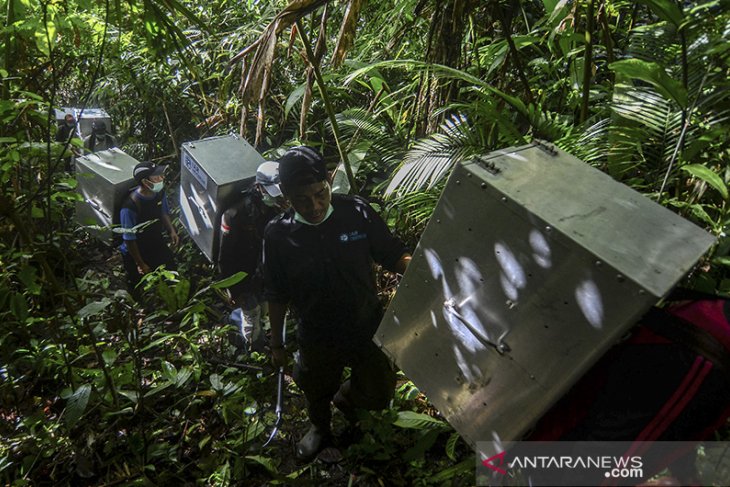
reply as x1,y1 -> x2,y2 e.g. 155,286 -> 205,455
580,0 -> 595,124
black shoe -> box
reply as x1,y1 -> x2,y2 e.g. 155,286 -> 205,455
296,425 -> 330,461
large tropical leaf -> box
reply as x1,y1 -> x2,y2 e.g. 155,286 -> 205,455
385,113 -> 486,196
609,58 -> 688,108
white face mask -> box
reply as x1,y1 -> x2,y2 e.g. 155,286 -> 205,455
294,204 -> 333,226
147,180 -> 164,193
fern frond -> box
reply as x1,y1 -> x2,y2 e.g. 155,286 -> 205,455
385,114 -> 484,196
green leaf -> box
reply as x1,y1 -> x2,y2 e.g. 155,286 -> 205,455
157,281 -> 177,312
64,384 -> 91,428
175,279 -> 190,308
118,390 -> 139,404
713,256 -> 730,267
609,59 -> 687,108
393,410 -> 447,430
546,0 -> 571,23
245,455 -> 278,474
10,293 -> 28,322
635,0 -> 684,26
403,429 -> 440,461
144,381 -> 172,398
78,298 -> 111,319
17,266 -> 41,295
175,367 -> 193,387
284,82 -> 307,119
34,21 -> 56,57
244,419 -> 265,442
102,349 -> 117,366
686,204 -> 715,226
446,431 -> 460,461
140,333 -> 180,352
209,373 -> 222,391
161,360 -> 177,381
210,272 -> 247,290
681,164 -> 728,200
431,458 -> 474,483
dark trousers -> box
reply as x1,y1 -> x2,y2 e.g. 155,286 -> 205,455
294,338 -> 396,430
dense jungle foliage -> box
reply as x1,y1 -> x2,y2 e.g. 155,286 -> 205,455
1,0 -> 729,484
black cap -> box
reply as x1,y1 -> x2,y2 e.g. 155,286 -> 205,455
93,121 -> 107,134
133,161 -> 165,182
278,146 -> 327,188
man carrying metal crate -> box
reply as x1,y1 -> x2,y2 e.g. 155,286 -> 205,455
218,161 -> 287,352
119,161 -> 179,296
263,146 -> 411,461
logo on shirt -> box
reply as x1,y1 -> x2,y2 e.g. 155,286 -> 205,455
339,231 -> 367,243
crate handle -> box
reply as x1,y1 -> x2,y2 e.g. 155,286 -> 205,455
444,298 -> 511,354
86,198 -> 110,218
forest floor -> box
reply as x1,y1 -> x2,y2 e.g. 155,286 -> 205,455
69,234 -> 474,486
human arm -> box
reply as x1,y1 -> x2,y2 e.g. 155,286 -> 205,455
161,213 -> 179,247
355,196 -> 411,273
127,240 -> 151,274
160,194 -> 179,247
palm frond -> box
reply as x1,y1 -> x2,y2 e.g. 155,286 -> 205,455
554,118 -> 610,166
626,24 -> 682,69
386,187 -> 442,246
333,108 -> 409,189
385,114 -> 485,196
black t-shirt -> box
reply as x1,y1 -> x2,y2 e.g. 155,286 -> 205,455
263,193 -> 407,347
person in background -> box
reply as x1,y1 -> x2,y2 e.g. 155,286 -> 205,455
263,146 -> 411,461
55,114 -> 80,171
84,121 -> 117,153
55,114 -> 77,143
119,161 -> 179,296
218,161 -> 287,352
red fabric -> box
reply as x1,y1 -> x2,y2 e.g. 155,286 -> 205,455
668,300 -> 730,351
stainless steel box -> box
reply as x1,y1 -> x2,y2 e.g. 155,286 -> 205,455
375,142 -> 715,450
179,135 -> 264,262
75,148 -> 140,241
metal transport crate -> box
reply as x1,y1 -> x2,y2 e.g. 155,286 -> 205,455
375,141 -> 716,451
179,134 -> 264,262
53,107 -> 112,139
75,148 -> 140,241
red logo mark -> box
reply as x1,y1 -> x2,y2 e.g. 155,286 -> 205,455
482,451 -> 508,475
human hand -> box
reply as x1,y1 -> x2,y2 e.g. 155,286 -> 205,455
169,230 -> 180,248
138,262 -> 151,275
